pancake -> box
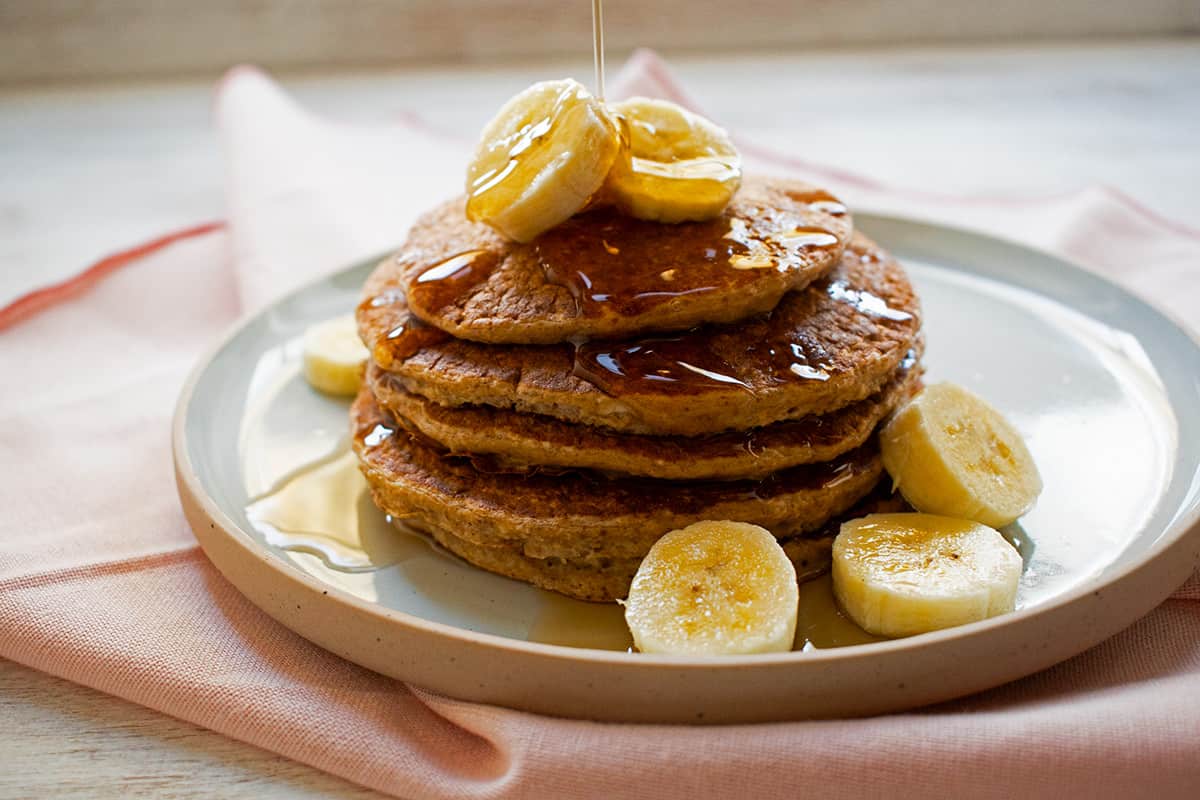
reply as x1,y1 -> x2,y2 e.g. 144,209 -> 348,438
367,352 -> 922,480
359,233 -> 921,436
404,476 -> 912,602
361,177 -> 852,345
351,387 -> 883,566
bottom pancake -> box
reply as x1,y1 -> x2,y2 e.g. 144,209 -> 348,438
404,477 -> 910,602
352,388 -> 886,598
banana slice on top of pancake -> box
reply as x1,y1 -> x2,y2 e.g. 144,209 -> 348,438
465,79 -> 621,242
466,85 -> 743,241
607,97 -> 742,223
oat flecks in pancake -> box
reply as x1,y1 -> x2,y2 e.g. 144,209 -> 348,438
363,176 -> 852,345
358,232 -> 921,436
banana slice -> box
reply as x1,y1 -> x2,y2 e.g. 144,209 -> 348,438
466,79 -> 621,242
302,314 -> 368,397
880,382 -> 1042,528
606,97 -> 742,223
832,513 -> 1022,637
624,521 -> 798,656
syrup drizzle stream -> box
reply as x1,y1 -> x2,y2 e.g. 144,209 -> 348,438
592,0 -> 605,101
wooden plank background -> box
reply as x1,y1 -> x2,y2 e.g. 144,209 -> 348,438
2,0 -> 1199,84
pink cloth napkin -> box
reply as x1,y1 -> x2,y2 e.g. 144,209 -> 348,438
3,51 -> 1200,799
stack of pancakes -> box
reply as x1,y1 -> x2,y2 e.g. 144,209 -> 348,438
352,177 -> 923,601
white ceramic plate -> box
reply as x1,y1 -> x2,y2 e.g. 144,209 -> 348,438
174,215 -> 1200,723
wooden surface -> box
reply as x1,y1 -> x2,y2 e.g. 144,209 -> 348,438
3,1 -> 1197,84
1,37 -> 1199,799
0,659 -> 384,799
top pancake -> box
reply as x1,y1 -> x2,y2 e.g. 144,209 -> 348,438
359,233 -> 922,436
367,177 -> 852,344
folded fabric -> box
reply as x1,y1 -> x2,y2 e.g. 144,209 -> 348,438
1,51 -> 1199,799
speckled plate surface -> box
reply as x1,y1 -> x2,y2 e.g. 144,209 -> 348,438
173,214 -> 1200,723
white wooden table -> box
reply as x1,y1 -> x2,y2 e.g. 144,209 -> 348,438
1,38 -> 1198,799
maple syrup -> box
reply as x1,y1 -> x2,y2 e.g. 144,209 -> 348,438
573,334 -> 751,395
358,278 -> 454,365
364,287 -> 405,308
779,226 -> 841,249
592,0 -> 606,100
568,319 -> 828,399
784,187 -> 848,218
537,206 -> 839,319
569,309 -> 840,399
826,280 -> 914,322
377,314 -> 451,362
565,249 -> 919,398
795,574 -> 881,649
465,78 -> 597,223
527,593 -> 634,650
406,249 -> 498,315
245,448 -> 433,572
625,153 -> 741,185
751,323 -> 836,384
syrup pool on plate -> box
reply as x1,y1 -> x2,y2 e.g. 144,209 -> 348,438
245,447 -> 433,572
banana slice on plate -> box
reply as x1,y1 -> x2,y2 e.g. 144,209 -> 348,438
832,513 -> 1023,638
302,314 -> 368,397
607,97 -> 742,223
880,382 -> 1042,528
466,79 -> 621,242
624,521 -> 798,656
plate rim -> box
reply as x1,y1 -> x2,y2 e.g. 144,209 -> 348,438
172,213 -> 1200,718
